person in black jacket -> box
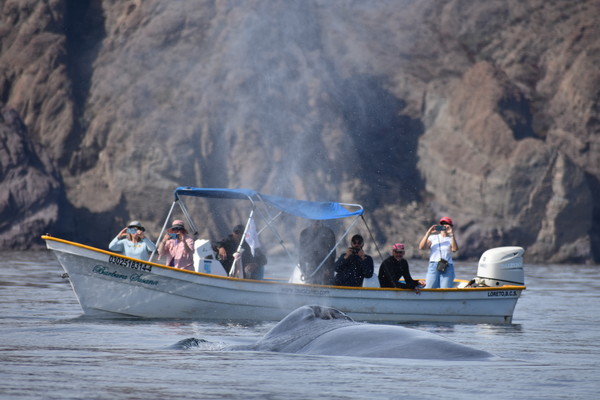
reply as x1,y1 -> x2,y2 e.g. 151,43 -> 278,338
216,224 -> 266,278
333,234 -> 374,287
378,243 -> 423,291
299,220 -> 336,285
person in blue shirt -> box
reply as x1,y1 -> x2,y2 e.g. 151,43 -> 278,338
108,220 -> 156,261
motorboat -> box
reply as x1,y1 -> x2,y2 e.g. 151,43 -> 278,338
43,187 -> 526,324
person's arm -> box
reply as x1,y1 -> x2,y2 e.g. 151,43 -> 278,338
183,235 -> 194,255
334,254 -> 346,272
363,255 -> 374,279
445,226 -> 459,252
142,237 -> 156,252
401,259 -> 419,288
157,234 -> 171,257
378,259 -> 394,288
419,225 -> 436,250
216,238 -> 229,260
108,229 -> 126,252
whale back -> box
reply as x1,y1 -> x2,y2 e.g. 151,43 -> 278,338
251,305 -> 355,353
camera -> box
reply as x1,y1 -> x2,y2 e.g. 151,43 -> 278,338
127,227 -> 138,234
434,225 -> 446,232
168,233 -> 178,240
351,247 -> 360,254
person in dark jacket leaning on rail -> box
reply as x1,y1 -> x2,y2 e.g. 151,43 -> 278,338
378,243 -> 424,291
333,234 -> 374,287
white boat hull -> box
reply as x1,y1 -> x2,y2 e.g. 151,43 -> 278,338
44,236 -> 525,324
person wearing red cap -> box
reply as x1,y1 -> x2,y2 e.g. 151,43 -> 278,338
418,217 -> 459,288
378,243 -> 424,290
158,219 -> 195,271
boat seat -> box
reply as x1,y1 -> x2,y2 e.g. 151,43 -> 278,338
193,239 -> 227,276
362,274 -> 380,288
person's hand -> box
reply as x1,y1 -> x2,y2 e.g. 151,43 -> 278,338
445,225 -> 454,236
218,247 -> 227,260
427,225 -> 437,234
118,227 -> 128,239
162,233 -> 171,243
357,249 -> 365,259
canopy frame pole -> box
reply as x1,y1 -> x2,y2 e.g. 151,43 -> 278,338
254,194 -> 296,265
230,208 -> 255,278
360,214 -> 385,265
230,194 -> 257,278
149,200 -> 178,262
177,197 -> 199,236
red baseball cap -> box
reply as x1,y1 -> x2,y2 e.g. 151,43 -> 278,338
439,217 -> 453,226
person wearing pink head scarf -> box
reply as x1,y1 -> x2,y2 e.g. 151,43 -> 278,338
378,243 -> 423,290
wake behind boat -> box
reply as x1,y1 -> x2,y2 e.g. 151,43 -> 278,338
43,187 -> 526,324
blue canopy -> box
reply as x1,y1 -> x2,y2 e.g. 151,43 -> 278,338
174,187 -> 363,220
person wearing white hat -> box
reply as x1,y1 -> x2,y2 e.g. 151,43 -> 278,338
157,219 -> 195,271
108,220 -> 156,261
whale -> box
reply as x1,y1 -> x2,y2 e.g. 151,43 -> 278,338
171,305 -> 496,360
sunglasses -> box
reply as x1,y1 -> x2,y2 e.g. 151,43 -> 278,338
171,227 -> 184,231
393,250 -> 405,254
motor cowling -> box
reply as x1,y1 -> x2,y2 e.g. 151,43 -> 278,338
474,246 -> 525,287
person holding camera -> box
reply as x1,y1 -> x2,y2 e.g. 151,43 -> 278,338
108,220 -> 156,261
418,216 -> 459,288
216,224 -> 267,279
157,219 -> 195,270
333,234 -> 374,287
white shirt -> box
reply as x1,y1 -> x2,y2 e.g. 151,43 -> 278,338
428,234 -> 453,263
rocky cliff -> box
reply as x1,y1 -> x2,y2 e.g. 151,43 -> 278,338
1,0 -> 598,263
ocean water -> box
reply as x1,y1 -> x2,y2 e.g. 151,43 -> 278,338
1,251 -> 599,400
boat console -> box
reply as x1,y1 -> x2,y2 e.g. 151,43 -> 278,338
193,239 -> 227,276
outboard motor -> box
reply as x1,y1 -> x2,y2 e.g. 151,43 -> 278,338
473,246 -> 525,287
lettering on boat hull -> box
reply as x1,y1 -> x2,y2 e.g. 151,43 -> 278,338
92,265 -> 159,286
487,290 -> 518,297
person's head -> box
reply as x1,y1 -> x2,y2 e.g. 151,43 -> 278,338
168,219 -> 187,234
232,224 -> 245,237
127,220 -> 145,233
350,234 -> 364,249
439,216 -> 453,228
392,243 -> 405,259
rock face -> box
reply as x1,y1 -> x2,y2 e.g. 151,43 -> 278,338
0,0 -> 598,263
0,103 -> 62,248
